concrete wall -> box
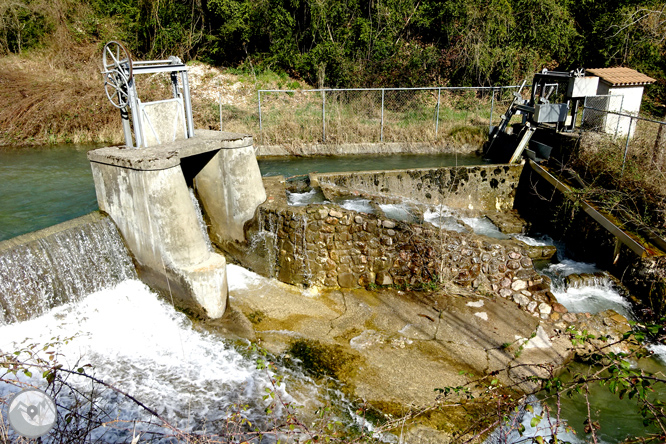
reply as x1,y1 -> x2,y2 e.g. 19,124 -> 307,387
90,162 -> 228,318
88,130 -> 265,319
311,165 -> 523,212
195,145 -> 267,244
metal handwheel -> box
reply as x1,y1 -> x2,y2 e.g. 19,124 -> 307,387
102,41 -> 133,109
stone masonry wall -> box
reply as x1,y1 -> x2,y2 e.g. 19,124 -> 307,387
248,181 -> 560,319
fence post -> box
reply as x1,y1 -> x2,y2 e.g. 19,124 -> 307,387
615,95 -> 624,139
489,88 -> 495,135
322,90 -> 326,143
381,89 -> 385,142
435,88 -> 441,137
621,116 -> 633,177
257,90 -> 263,144
219,92 -> 223,131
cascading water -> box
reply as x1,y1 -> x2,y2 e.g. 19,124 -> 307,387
540,256 -> 634,319
0,214 -> 137,324
189,188 -> 213,252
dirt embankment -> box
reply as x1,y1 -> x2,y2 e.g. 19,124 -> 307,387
0,46 -> 260,147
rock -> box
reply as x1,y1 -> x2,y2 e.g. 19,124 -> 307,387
562,313 -> 577,323
538,303 -> 552,318
499,288 -> 512,298
513,293 -> 530,307
552,302 -> 568,313
527,301 -> 537,313
511,280 -> 527,291
329,209 -> 343,218
338,272 -> 356,288
376,272 -> 393,286
550,312 -> 561,321
382,220 -> 396,229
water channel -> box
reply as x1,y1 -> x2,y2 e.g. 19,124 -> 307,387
1,145 -> 665,442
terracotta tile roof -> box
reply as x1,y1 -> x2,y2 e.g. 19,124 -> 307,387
586,67 -> 656,86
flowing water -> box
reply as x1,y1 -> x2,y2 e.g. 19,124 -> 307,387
0,275 -> 338,442
0,147 -> 485,241
1,145 -> 664,442
0,145 -> 99,241
0,214 -> 137,324
258,153 -> 487,178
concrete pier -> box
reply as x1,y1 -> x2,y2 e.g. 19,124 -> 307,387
88,130 -> 266,319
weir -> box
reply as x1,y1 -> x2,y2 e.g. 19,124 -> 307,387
0,212 -> 136,324
88,130 -> 265,319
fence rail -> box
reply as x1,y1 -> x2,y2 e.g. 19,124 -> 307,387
255,86 -> 523,146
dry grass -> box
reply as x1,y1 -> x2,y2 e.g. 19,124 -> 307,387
0,45 -> 124,146
569,129 -> 666,236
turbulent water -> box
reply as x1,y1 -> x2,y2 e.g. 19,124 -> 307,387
0,269 -> 342,442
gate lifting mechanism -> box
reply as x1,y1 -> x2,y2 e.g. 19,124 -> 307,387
101,41 -> 195,148
484,69 -> 591,164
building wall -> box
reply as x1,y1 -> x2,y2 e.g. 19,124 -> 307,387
596,83 -> 644,138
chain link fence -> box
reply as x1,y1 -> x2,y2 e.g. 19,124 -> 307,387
255,86 -> 522,146
581,97 -> 666,174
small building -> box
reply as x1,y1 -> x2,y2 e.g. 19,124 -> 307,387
584,67 -> 656,138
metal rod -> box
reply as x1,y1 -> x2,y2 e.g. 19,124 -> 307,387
180,71 -> 195,138
582,105 -> 666,125
256,85 -> 527,94
322,90 -> 326,143
489,88 -> 495,135
435,88 -> 441,137
380,89 -> 385,142
615,95 -> 624,139
219,92 -> 223,131
257,90 -> 263,144
120,107 -> 133,148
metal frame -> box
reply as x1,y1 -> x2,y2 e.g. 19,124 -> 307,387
101,42 -> 195,148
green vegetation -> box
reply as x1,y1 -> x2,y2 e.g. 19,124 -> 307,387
1,0 -> 664,92
0,0 -> 664,146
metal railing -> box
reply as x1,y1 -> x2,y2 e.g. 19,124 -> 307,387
255,86 -> 524,145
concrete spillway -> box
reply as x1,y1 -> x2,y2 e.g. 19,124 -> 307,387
87,130 -> 266,319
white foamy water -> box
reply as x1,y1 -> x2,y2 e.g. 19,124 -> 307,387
543,258 -> 600,278
287,189 -> 327,206
552,284 -> 633,317
423,207 -> 466,232
378,203 -> 416,223
512,233 -> 555,246
460,216 -> 509,239
649,344 -> 666,365
539,259 -> 633,317
0,279 -> 304,441
337,198 -> 374,214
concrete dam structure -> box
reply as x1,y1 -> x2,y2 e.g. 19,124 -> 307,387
87,130 -> 266,319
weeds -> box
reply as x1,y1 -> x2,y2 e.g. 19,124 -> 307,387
565,130 -> 666,239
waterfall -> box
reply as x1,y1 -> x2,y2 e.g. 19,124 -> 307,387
189,188 -> 213,252
0,212 -> 137,324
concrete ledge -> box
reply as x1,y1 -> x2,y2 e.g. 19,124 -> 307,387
255,142 -> 481,158
0,212 -> 107,252
311,164 -> 523,212
88,130 -> 253,171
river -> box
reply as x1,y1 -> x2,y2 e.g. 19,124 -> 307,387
1,145 -> 664,442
